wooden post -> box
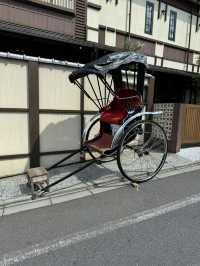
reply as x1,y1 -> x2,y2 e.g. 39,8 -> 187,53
28,61 -> 40,168
168,104 -> 185,153
146,76 -> 155,112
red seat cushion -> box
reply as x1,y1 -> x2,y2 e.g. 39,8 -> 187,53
100,89 -> 141,125
101,110 -> 126,125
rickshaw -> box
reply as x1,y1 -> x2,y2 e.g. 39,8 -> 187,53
30,51 -> 168,197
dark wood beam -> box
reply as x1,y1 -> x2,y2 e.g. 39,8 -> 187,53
28,61 -> 40,168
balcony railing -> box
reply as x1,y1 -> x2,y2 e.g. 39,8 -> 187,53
39,0 -> 74,10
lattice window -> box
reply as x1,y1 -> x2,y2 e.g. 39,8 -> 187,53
145,1 -> 154,35
168,10 -> 177,41
153,103 -> 174,140
39,0 -> 74,9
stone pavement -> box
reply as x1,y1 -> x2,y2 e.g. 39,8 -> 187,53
0,148 -> 200,216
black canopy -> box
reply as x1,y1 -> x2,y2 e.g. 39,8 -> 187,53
69,51 -> 147,83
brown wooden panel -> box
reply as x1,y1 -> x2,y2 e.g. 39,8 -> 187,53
182,104 -> 200,144
164,46 -> 188,63
168,103 -> 184,153
116,33 -> 126,49
188,52 -> 194,65
0,0 -> 74,37
138,39 -> 155,57
28,61 -> 40,167
99,27 -> 106,46
116,32 -> 155,56
75,0 -> 87,40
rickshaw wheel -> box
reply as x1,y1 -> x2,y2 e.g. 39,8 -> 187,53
117,120 -> 168,183
85,117 -> 116,162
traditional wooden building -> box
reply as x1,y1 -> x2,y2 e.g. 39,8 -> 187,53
87,0 -> 200,103
0,0 -> 200,177
0,0 -> 89,61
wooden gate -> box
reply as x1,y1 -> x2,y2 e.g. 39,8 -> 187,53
182,104 -> 200,144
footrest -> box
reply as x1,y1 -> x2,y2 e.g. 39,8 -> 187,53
27,167 -> 49,199
86,133 -> 113,154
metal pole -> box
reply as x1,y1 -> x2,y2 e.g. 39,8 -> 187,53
186,13 -> 192,72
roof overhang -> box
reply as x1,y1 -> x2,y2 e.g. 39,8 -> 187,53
187,0 -> 200,6
149,65 -> 200,78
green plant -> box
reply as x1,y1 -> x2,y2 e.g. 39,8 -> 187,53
124,38 -> 144,52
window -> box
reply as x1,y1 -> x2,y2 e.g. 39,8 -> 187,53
39,0 -> 74,10
106,0 -> 118,5
145,1 -> 154,35
168,11 -> 177,41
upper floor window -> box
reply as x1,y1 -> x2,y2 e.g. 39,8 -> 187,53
106,0 -> 118,5
145,1 -> 154,35
39,0 -> 74,10
168,11 -> 177,41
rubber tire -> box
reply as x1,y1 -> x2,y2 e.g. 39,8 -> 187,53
117,120 -> 168,183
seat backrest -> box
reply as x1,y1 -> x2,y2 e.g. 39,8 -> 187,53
111,89 -> 141,112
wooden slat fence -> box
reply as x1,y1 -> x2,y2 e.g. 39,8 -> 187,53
182,104 -> 200,144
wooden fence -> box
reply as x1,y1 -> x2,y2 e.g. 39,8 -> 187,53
181,104 -> 200,145
0,56 -> 86,178
153,103 -> 200,153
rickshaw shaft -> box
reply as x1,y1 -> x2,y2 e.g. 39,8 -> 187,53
47,146 -> 87,171
41,159 -> 96,192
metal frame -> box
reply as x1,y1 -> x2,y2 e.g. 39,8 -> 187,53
37,109 -> 163,195
32,55 -> 167,196
40,147 -> 97,193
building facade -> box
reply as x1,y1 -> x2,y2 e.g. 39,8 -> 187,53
87,0 -> 200,103
0,0 -> 91,61
0,0 -> 200,176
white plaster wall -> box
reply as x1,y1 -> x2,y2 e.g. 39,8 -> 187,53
154,1 -> 169,43
193,53 -> 200,65
39,114 -> 80,152
0,113 -> 29,155
191,17 -> 200,52
88,0 -> 200,53
0,158 -> 29,178
166,6 -> 190,48
40,153 -> 80,168
155,43 -> 164,57
0,59 -> 28,108
156,5 -> 190,48
147,56 -> 155,65
87,28 -> 99,43
156,58 -> 162,66
187,64 -> 193,72
87,7 -> 99,28
131,0 -> 190,49
39,65 -> 80,110
105,30 -> 116,47
163,60 -> 186,71
193,66 -> 198,73
99,0 -> 128,31
131,0 -> 154,38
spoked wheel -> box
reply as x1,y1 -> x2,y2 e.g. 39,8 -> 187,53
117,120 -> 167,183
84,117 -> 115,162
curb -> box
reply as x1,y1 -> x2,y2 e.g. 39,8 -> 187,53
1,162 -> 200,217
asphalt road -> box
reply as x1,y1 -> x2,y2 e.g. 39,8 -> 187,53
1,169 -> 200,266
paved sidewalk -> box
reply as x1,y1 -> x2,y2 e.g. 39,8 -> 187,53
0,148 -> 200,216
